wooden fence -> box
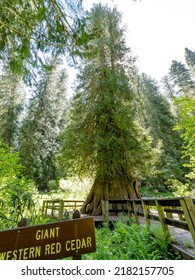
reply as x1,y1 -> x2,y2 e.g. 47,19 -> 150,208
101,197 -> 195,246
42,197 -> 195,246
42,199 -> 84,220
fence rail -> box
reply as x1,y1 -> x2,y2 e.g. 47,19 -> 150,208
42,199 -> 84,220
101,197 -> 195,246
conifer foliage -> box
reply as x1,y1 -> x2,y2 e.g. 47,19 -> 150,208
135,74 -> 185,187
19,60 -> 68,191
0,70 -> 26,148
58,5 -> 154,215
0,0 -> 83,81
169,48 -> 195,180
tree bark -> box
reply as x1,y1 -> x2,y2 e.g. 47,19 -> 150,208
80,176 -> 141,216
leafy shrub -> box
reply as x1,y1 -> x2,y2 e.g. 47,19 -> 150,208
167,179 -> 194,197
0,141 -> 36,229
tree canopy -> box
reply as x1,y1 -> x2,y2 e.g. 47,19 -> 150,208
0,0 -> 83,82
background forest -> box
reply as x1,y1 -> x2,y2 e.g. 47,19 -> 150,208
0,1 -> 194,223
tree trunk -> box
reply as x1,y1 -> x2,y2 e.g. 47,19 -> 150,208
80,176 -> 141,216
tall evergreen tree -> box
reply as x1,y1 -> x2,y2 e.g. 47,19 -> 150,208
174,97 -> 195,180
185,48 -> 195,76
0,70 -> 26,148
169,48 -> 195,181
58,4 -> 154,215
135,74 -> 185,187
19,59 -> 68,191
170,62 -> 194,97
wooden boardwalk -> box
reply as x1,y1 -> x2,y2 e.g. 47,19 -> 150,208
100,198 -> 195,259
42,197 -> 195,259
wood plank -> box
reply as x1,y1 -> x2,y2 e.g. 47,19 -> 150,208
155,200 -> 170,240
184,197 -> 195,227
133,201 -> 139,224
102,200 -> 109,223
58,200 -> 64,220
140,198 -> 181,207
148,213 -> 159,221
127,199 -> 142,205
108,199 -> 128,204
127,201 -> 132,218
170,243 -> 195,260
165,218 -> 189,231
180,198 -> 195,244
142,200 -> 150,226
164,208 -> 183,214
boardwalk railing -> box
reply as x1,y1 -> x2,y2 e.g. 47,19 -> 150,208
42,199 -> 84,220
42,197 -> 195,245
102,197 -> 195,246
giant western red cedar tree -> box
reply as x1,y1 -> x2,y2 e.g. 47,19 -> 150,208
58,4 -> 153,215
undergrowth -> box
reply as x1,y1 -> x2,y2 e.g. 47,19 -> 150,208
83,219 -> 182,260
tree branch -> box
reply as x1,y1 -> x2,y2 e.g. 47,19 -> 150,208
50,0 -> 77,43
0,20 -> 75,48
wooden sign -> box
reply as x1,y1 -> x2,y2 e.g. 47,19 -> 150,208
0,217 -> 96,260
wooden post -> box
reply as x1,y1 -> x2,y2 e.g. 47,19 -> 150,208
142,201 -> 150,226
127,201 -> 132,218
42,201 -> 45,214
165,206 -> 173,219
58,200 -> 64,220
178,209 -> 185,221
18,218 -> 30,227
44,201 -> 48,215
51,201 -> 55,217
184,197 -> 195,227
73,210 -> 82,260
133,201 -> 139,225
73,210 -> 81,219
155,200 -> 170,240
180,197 -> 195,245
102,200 -> 109,223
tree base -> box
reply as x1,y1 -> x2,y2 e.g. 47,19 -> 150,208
80,176 -> 141,216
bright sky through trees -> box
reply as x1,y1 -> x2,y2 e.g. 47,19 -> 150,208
83,0 -> 195,82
